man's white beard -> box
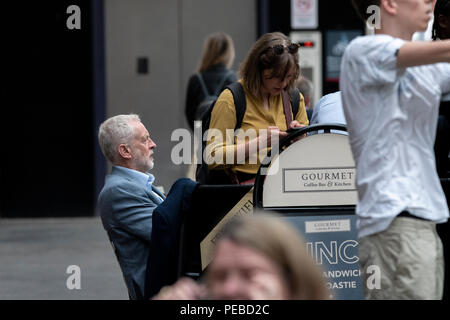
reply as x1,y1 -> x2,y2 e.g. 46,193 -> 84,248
147,160 -> 154,171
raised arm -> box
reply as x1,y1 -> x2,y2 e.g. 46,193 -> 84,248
397,39 -> 450,68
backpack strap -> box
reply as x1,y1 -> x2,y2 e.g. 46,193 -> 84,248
281,90 -> 293,129
213,70 -> 233,96
227,83 -> 298,130
226,82 -> 247,130
196,73 -> 211,97
289,88 -> 300,120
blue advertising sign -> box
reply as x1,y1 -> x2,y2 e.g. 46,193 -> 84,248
283,214 -> 364,300
325,30 -> 362,82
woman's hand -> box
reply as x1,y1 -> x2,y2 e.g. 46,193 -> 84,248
246,272 -> 290,300
287,121 -> 307,142
258,126 -> 288,148
289,121 -> 304,129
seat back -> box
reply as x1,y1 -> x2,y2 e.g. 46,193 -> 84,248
177,184 -> 253,278
107,233 -> 133,300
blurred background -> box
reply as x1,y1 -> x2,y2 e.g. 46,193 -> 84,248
1,0 -> 365,299
1,0 -> 363,219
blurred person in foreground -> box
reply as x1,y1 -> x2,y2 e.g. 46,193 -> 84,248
153,214 -> 329,300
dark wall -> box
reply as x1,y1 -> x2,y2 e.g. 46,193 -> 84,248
258,0 -> 364,95
2,0 -> 96,217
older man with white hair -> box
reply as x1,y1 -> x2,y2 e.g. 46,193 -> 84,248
97,114 -> 165,300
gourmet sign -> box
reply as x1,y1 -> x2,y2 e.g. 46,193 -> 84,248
283,167 -> 356,193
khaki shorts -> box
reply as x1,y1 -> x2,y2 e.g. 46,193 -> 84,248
359,217 -> 444,300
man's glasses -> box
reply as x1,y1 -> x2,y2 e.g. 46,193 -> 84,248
264,43 -> 300,56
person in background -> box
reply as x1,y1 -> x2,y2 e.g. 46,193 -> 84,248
310,91 -> 346,126
296,76 -> 314,121
309,91 -> 347,135
185,32 -> 237,132
153,214 -> 330,300
97,114 -> 165,300
206,32 -> 309,184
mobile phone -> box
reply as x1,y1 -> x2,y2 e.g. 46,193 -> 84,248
286,127 -> 300,134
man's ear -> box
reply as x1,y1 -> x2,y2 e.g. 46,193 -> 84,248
118,144 -> 132,160
380,0 -> 398,16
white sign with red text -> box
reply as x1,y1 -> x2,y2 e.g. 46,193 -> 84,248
291,0 -> 318,29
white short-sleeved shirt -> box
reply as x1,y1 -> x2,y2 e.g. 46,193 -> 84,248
340,35 -> 450,238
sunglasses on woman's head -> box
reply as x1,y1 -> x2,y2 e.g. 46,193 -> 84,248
264,43 -> 300,55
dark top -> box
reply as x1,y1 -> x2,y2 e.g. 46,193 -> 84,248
185,64 -> 237,131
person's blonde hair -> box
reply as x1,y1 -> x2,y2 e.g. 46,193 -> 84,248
213,213 -> 330,300
198,32 -> 235,73
239,32 -> 301,99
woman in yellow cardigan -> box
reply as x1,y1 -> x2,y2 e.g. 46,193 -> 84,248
206,32 -> 309,184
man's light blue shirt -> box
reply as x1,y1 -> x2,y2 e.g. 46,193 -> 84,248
310,91 -> 346,126
112,165 -> 163,203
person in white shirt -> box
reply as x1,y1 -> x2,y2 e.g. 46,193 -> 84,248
309,91 -> 348,135
341,0 -> 450,299
310,91 -> 346,126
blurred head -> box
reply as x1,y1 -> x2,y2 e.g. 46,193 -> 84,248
432,0 -> 450,39
239,32 -> 301,99
198,32 -> 235,72
352,0 -> 434,34
98,114 -> 156,173
296,76 -> 314,109
206,214 -> 329,300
